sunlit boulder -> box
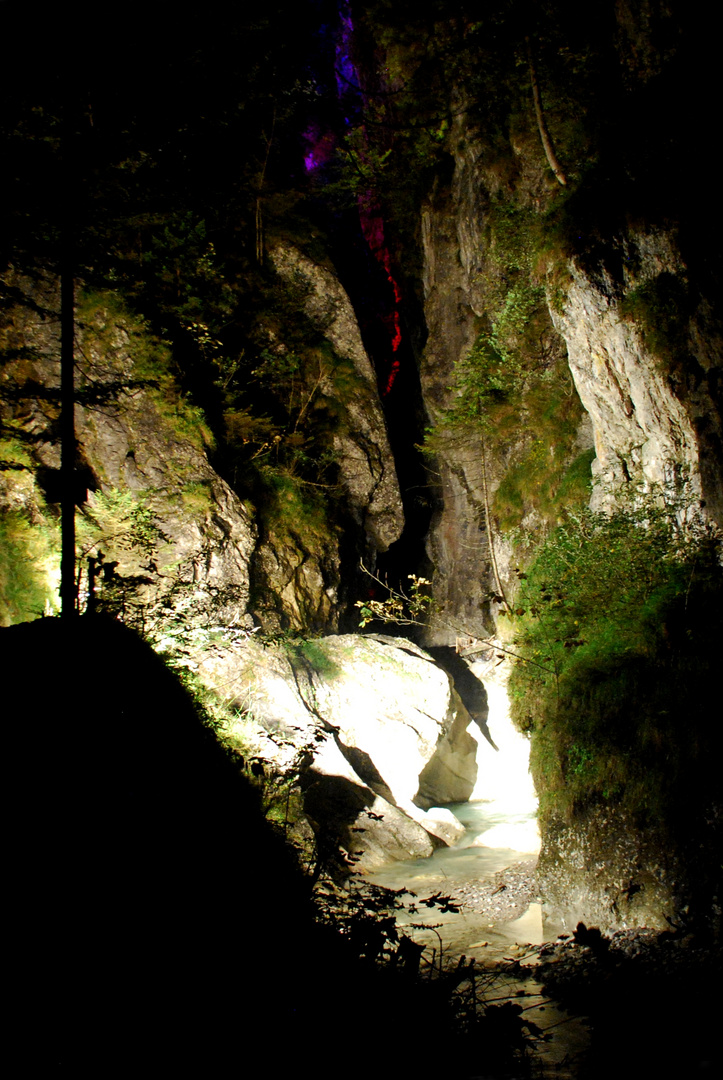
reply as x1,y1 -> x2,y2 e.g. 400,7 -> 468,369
196,632 -> 477,868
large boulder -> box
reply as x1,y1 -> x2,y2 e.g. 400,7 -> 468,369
538,806 -> 679,934
192,632 -> 478,870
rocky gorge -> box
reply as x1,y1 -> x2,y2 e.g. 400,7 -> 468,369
2,2 -> 723,1072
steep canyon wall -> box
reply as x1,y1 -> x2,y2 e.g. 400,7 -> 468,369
406,28 -> 723,929
2,0 -> 722,932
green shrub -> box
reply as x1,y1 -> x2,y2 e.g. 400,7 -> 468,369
492,392 -> 591,532
507,491 -> 723,824
0,434 -> 34,472
260,465 -> 335,548
0,509 -> 58,624
76,488 -> 167,564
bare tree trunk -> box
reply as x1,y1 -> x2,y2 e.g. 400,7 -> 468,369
255,197 -> 264,264
60,248 -> 77,616
526,37 -> 567,187
255,106 -> 277,264
480,437 -> 512,615
60,89 -> 77,618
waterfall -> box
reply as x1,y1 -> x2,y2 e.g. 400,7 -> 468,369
468,655 -> 540,855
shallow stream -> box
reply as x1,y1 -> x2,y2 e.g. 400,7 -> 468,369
367,798 -> 544,955
367,794 -> 540,963
366,656 -> 545,957
365,800 -> 589,1076
364,660 -> 591,1075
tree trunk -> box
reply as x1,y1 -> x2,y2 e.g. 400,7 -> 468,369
480,437 -> 512,615
60,92 -> 77,618
60,257 -> 76,617
526,38 -> 567,187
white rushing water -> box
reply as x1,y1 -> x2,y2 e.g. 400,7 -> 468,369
364,659 -> 591,1076
366,655 -> 543,951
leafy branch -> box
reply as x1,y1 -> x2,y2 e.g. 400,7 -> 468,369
355,565 -> 436,629
354,562 -> 553,675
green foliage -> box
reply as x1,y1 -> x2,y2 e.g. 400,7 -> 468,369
259,466 -> 334,547
492,411 -> 592,532
250,347 -> 303,394
554,447 -> 596,507
444,200 -> 554,434
0,432 -> 34,472
0,508 -> 58,624
77,289 -> 215,452
74,488 -> 170,625
223,407 -> 281,452
220,335 -> 356,476
131,213 -> 236,326
356,573 -> 436,629
486,201 -> 546,277
77,488 -> 167,563
329,128 -> 394,201
507,489 -> 723,823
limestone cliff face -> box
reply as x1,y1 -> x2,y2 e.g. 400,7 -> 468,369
415,103 -> 723,929
247,242 -> 403,633
0,265 -> 402,632
269,241 -> 403,553
0,274 -> 256,626
418,111 -> 590,644
537,239 -> 723,931
251,241 -> 403,631
552,233 -> 723,520
419,142 -> 500,644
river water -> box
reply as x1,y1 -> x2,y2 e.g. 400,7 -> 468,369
367,656 -> 543,955
366,798 -> 544,959
364,659 -> 590,1076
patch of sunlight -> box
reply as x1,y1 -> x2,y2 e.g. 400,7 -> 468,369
472,820 -> 540,853
500,901 -> 544,945
468,653 -> 538,815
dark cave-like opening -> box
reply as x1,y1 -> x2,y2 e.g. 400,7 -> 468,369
326,205 -> 439,629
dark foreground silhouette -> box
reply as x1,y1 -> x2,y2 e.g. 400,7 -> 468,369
5,617 -> 720,1078
4,617 -> 458,1074
3,618 -> 304,1068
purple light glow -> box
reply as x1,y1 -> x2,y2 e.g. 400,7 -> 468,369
335,0 -> 359,104
303,124 -> 336,173
306,2 -> 402,396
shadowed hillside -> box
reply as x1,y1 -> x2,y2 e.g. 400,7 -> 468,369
3,616 -> 311,1067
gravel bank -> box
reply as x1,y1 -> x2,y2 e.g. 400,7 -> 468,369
449,857 -> 540,923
